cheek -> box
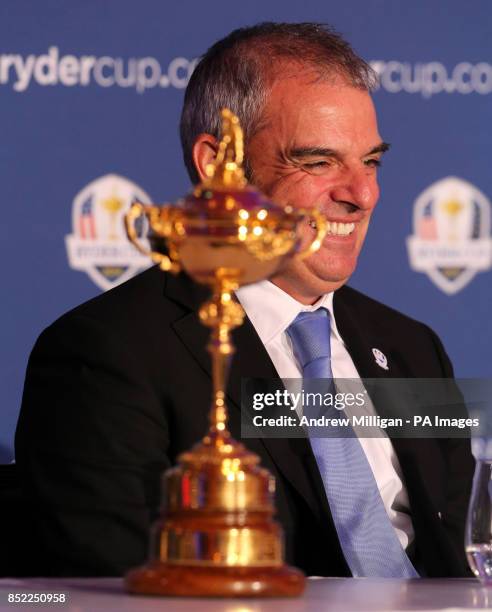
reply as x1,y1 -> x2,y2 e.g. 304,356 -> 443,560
268,173 -> 327,208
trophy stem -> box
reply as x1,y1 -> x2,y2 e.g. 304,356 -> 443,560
200,276 -> 245,442
125,273 -> 306,597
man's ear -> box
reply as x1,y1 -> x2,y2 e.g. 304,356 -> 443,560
192,134 -> 219,183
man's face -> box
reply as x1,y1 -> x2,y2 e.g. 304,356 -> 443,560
246,72 -> 386,302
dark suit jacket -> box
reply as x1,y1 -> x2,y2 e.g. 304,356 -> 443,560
15,266 -> 475,577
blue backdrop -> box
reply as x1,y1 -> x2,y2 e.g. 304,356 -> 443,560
1,1 -> 491,461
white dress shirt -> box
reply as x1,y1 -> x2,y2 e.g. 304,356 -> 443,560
236,279 -> 414,550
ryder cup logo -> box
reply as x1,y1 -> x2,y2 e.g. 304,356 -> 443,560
65,174 -> 152,290
406,177 -> 492,294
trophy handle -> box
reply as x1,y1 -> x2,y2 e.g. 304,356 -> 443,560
125,202 -> 181,273
291,207 -> 328,259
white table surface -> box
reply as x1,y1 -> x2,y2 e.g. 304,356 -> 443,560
0,577 -> 491,611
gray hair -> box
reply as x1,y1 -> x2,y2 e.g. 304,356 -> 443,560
180,22 -> 377,184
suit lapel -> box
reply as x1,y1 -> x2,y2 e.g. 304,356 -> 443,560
164,271 -> 326,521
333,286 -> 394,380
334,285 -> 443,518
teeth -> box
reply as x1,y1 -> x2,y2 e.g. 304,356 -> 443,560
326,221 -> 355,236
308,220 -> 356,235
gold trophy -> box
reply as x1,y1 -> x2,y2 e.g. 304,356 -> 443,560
124,109 -> 327,597
441,198 -> 463,242
102,192 -> 124,240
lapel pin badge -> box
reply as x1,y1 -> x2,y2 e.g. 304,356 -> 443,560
372,348 -> 389,371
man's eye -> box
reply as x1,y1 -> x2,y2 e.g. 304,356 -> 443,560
304,161 -> 328,168
364,158 -> 382,168
301,161 -> 330,174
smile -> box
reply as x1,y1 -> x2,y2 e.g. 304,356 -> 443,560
309,220 -> 355,236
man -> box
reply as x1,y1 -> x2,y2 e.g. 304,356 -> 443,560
15,22 -> 474,578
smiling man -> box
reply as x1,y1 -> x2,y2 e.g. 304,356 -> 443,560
192,74 -> 386,301
16,22 -> 474,578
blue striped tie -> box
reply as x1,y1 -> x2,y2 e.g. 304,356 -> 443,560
287,308 -> 418,577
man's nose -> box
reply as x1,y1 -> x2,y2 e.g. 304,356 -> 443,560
328,166 -> 379,211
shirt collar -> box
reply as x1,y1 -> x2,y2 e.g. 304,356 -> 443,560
235,280 -> 344,345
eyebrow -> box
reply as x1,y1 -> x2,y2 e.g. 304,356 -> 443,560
367,142 -> 391,155
289,142 -> 391,159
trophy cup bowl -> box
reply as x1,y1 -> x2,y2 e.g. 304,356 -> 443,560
123,109 -> 327,598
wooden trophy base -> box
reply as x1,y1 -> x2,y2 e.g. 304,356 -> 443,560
125,562 -> 306,598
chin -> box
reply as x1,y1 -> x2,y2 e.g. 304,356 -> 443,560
272,262 -> 347,303
306,254 -> 358,285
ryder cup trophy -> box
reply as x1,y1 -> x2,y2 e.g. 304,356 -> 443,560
124,109 -> 327,597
